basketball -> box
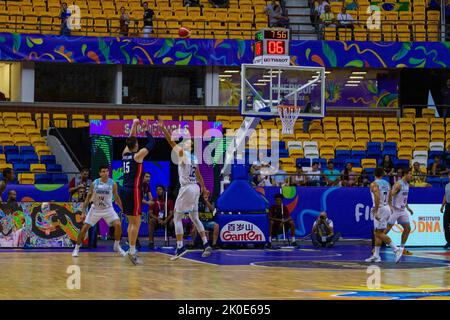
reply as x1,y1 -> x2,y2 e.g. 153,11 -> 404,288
178,27 -> 191,38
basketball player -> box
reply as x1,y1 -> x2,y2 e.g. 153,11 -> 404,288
72,165 -> 125,257
121,119 -> 155,264
385,168 -> 414,255
365,168 -> 403,263
157,119 -> 213,260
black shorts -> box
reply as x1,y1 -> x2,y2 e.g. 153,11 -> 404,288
120,186 -> 142,216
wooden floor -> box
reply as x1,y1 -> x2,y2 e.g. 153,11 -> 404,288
1,248 -> 450,300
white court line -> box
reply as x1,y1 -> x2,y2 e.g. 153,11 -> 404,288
154,250 -> 219,266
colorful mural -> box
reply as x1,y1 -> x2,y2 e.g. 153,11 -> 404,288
0,32 -> 449,68
0,202 -> 83,248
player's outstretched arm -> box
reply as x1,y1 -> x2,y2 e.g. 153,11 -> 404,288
370,182 -> 380,219
157,118 -> 183,158
134,130 -> 155,163
123,119 -> 140,156
113,182 -> 123,213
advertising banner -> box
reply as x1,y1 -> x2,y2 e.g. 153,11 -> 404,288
89,120 -> 222,138
217,214 -> 269,244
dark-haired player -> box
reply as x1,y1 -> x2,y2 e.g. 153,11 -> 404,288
72,165 -> 125,257
365,168 -> 403,263
386,168 -> 414,256
121,119 -> 155,264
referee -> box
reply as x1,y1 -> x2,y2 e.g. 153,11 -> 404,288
440,173 -> 450,249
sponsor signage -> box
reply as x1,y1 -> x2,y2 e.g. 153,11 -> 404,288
217,215 -> 269,244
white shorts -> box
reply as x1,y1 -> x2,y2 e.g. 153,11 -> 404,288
175,184 -> 200,214
142,26 -> 152,37
373,206 -> 391,230
388,208 -> 410,226
85,207 -> 120,227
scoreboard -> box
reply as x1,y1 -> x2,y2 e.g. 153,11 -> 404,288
253,29 -> 290,66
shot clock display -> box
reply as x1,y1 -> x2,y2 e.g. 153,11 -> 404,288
253,28 -> 290,66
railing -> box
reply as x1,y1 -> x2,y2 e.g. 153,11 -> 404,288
0,13 -> 446,41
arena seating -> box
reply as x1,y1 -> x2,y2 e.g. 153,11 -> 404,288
321,0 -> 440,41
0,0 -> 269,39
0,112 -> 67,184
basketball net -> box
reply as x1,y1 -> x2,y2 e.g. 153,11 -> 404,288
277,105 -> 302,135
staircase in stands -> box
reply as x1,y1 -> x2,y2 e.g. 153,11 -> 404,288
285,0 -> 317,40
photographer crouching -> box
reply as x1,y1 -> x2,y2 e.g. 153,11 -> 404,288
311,212 -> 340,248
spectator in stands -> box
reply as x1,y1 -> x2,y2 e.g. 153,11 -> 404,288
142,2 -> 154,38
315,0 -> 330,20
290,164 -> 306,186
427,0 -> 441,11
6,190 -> 20,213
59,2 -> 71,36
306,162 -> 322,186
272,161 -> 288,187
303,94 -> 312,133
69,168 -> 92,202
341,162 -> 358,187
267,193 -> 297,248
393,167 -> 404,184
250,161 -> 262,185
192,190 -> 219,249
264,0 -> 289,28
311,211 -> 340,248
345,0 -> 359,10
428,155 -> 449,176
381,154 -> 395,177
337,7 -> 355,30
319,4 -> 336,38
440,79 -> 450,117
411,162 -> 431,187
0,168 -> 15,202
119,7 -> 130,37
148,185 -> 174,249
323,161 -> 341,186
208,0 -> 228,8
141,172 -> 154,206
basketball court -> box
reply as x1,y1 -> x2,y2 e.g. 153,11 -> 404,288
1,243 -> 449,300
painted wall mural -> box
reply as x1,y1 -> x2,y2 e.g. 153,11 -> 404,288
0,32 -> 449,68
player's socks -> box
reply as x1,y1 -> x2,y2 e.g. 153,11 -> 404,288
374,246 -> 381,257
388,242 -> 398,252
201,236 -> 208,246
114,241 -> 120,249
130,245 -> 136,255
177,241 -> 183,249
291,237 -> 296,242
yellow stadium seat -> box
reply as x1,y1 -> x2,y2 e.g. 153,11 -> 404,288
141,115 -> 155,121
340,132 -> 355,141
383,118 -> 397,126
53,114 -> 68,128
0,163 -> 13,171
369,118 -> 383,126
362,159 -> 377,169
19,173 -> 35,184
370,132 -> 385,142
335,141 -> 350,150
351,141 -> 367,151
2,112 -> 17,121
353,117 -> 367,126
398,149 -> 412,160
30,164 -> 46,173
295,133 -> 310,141
355,132 -> 370,142
415,118 -> 429,126
35,145 -> 51,156
399,117 -> 414,126
320,148 -> 335,159
159,116 -> 173,121
0,154 -> 6,164
14,136 -> 31,146
323,117 -> 336,126
431,133 -> 445,142
400,124 -> 414,135
402,108 -> 416,118
422,108 -> 436,118
289,149 -> 304,157
105,115 -> 120,120
35,113 -> 50,130
414,141 -> 429,151
17,112 -> 32,121
324,133 -> 340,144
89,115 -> 104,120
400,133 -> 415,143
385,132 -> 400,142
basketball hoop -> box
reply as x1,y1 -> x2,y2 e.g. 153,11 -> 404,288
278,105 -> 302,135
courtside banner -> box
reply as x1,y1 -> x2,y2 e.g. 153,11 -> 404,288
260,187 -> 444,243
389,204 -> 446,246
89,120 -> 222,138
217,214 -> 269,244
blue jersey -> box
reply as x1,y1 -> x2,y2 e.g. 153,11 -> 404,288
371,179 -> 391,207
122,152 -> 143,189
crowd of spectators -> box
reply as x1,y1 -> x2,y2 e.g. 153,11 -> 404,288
250,154 -> 450,188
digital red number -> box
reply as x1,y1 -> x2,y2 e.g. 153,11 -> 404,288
255,42 -> 262,56
268,41 -> 285,55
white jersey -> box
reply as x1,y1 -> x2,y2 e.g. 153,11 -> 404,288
178,152 -> 198,187
371,179 -> 390,207
392,179 -> 409,210
91,178 -> 114,210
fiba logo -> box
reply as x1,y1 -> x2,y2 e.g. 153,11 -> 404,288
355,204 -> 373,222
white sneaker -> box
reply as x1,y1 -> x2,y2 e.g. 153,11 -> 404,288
72,249 -> 79,257
395,249 -> 403,263
365,255 -> 381,263
114,246 -> 127,257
